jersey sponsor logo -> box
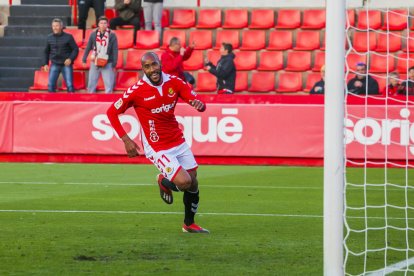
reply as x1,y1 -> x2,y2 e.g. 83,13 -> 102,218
144,95 -> 156,101
151,100 -> 177,114
114,98 -> 123,109
168,88 -> 175,97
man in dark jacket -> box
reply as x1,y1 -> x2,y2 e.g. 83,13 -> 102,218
397,66 -> 414,96
205,43 -> 236,94
347,62 -> 379,95
110,0 -> 141,45
43,18 -> 79,93
310,65 -> 325,94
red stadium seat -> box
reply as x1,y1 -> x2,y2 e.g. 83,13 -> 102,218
214,30 -> 239,49
124,49 -> 146,70
114,71 -> 139,91
134,30 -> 160,49
302,9 -> 326,29
60,71 -> 86,90
80,29 -> 93,48
403,35 -> 414,52
196,9 -> 222,29
267,30 -> 293,50
347,9 -> 356,27
29,70 -> 49,90
346,52 -> 368,71
161,9 -> 170,28
96,75 -> 105,91
285,51 -> 311,72
294,31 -> 320,50
73,49 -> 92,70
369,53 -> 396,73
240,30 -> 266,51
312,51 -> 325,72
396,53 -> 414,73
248,71 -> 275,93
376,32 -> 402,52
352,31 -> 377,52
206,50 -> 221,65
113,30 -> 134,49
115,50 -> 123,69
64,28 -> 84,47
183,50 -> 204,70
372,75 -> 387,94
189,30 -> 212,50
304,72 -> 322,92
234,51 -> 257,70
235,71 -> 248,92
249,9 -> 275,29
170,9 -> 196,28
194,71 -> 216,92
105,8 -> 117,21
275,9 -> 301,29
276,72 -> 303,93
382,9 -> 408,31
257,51 -> 284,71
161,29 -> 186,49
222,9 -> 248,29
357,10 -> 382,30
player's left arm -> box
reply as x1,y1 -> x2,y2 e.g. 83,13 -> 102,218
175,77 -> 206,112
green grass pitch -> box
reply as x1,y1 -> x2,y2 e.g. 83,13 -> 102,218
0,163 -> 412,275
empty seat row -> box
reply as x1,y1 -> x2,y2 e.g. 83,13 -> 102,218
30,70 -> 139,92
347,52 -> 414,73
351,31 -> 414,53
195,71 -> 323,93
355,9 -> 413,31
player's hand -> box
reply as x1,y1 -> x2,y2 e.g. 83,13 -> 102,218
190,99 -> 206,112
121,135 -> 140,158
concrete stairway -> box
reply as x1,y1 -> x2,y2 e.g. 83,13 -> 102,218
0,0 -> 72,91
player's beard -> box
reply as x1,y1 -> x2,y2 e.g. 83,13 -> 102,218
146,67 -> 162,86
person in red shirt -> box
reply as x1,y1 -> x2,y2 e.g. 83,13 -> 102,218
161,37 -> 195,85
106,52 -> 209,233
382,71 -> 400,96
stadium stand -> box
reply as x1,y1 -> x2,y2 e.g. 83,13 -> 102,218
301,9 -> 326,29
382,9 -> 408,31
294,31 -> 321,50
267,30 -> 293,50
304,72 -> 321,92
189,30 -> 213,50
234,51 -> 257,71
257,51 -> 284,71
239,30 -> 266,51
375,32 -> 402,52
275,9 -> 301,29
248,9 -> 275,29
248,71 -> 275,93
170,9 -> 196,29
357,10 -> 382,30
196,9 -> 222,29
222,9 -> 248,29
276,72 -> 303,93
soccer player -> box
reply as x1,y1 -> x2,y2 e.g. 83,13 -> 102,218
106,52 -> 209,233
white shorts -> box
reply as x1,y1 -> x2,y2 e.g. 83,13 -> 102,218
145,142 -> 198,181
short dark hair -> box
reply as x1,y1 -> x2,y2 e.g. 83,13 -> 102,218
409,66 -> 414,72
97,16 -> 108,23
222,43 -> 233,54
169,37 -> 180,46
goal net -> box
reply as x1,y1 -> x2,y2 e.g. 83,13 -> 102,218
343,2 -> 414,275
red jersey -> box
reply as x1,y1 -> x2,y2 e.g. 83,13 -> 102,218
107,72 -> 200,152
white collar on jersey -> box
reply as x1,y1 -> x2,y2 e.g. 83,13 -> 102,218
142,72 -> 170,97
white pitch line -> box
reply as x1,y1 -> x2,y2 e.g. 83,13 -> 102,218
0,181 -> 321,190
366,257 -> 414,275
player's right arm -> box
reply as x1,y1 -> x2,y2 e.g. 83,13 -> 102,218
106,88 -> 140,157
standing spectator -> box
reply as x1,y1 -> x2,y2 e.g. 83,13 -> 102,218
161,37 -> 195,85
398,66 -> 414,95
382,71 -> 400,96
110,0 -> 141,46
77,0 -> 105,37
347,62 -> 379,95
205,43 -> 236,94
310,65 -> 325,94
142,0 -> 163,34
43,18 -> 79,93
83,16 -> 118,93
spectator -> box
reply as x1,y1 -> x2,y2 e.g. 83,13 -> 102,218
382,71 -> 400,96
397,66 -> 414,95
110,0 -> 141,45
142,0 -> 163,34
347,62 -> 379,95
310,65 -> 325,94
77,0 -> 105,37
83,16 -> 118,93
205,43 -> 236,94
43,18 -> 79,93
161,37 -> 195,85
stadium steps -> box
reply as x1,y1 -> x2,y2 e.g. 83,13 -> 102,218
0,2 -> 72,92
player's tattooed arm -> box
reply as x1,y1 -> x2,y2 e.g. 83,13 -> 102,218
190,99 -> 206,112
121,135 -> 140,158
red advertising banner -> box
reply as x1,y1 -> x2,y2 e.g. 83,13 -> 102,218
1,100 -> 414,160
